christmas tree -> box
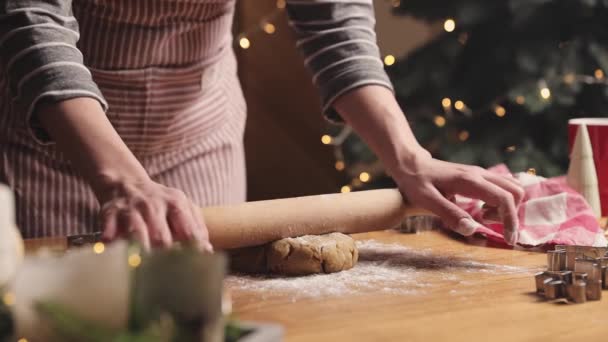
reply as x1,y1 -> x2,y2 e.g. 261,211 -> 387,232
328,0 -> 608,192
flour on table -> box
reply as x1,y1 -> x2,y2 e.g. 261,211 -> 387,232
225,240 -> 533,301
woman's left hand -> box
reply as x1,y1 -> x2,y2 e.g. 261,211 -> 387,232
390,148 -> 524,244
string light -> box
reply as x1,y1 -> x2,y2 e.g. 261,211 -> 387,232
359,172 -> 371,182
494,105 -> 506,117
563,73 -> 576,84
2,292 -> 15,306
441,98 -> 451,107
340,185 -> 351,193
540,87 -> 551,99
515,96 -> 525,105
239,37 -> 251,49
17,339 -> 28,342
276,0 -> 286,9
505,145 -> 516,152
262,22 -> 276,34
444,19 -> 456,32
454,100 -> 465,110
391,0 -> 401,7
384,55 -> 396,66
335,160 -> 345,171
527,168 -> 537,175
321,135 -> 332,145
128,253 -> 142,268
93,242 -> 105,254
434,115 -> 446,127
595,69 -> 604,79
458,130 -> 470,141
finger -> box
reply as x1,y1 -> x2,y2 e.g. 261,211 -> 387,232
189,203 -> 213,252
167,206 -> 194,240
454,177 -> 519,245
482,173 -> 525,205
167,204 -> 199,246
100,209 -> 118,242
413,185 -> 473,233
502,173 -> 523,187
119,212 -> 151,251
147,209 -> 173,249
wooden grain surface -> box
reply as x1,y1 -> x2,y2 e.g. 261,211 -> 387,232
228,230 -> 608,342
24,230 -> 608,342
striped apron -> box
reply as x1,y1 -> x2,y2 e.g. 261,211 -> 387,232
0,0 -> 247,238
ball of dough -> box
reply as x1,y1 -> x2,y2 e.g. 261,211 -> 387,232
229,233 -> 358,276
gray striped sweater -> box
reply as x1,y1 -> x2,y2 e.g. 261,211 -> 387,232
0,0 -> 393,141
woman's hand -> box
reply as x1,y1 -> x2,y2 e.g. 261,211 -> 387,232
334,85 -> 525,245
37,98 -> 211,251
392,148 -> 524,244
97,178 -> 211,251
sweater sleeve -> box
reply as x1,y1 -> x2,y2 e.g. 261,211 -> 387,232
0,0 -> 107,144
285,0 -> 393,122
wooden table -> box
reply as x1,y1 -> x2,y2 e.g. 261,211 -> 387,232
24,230 -> 608,342
228,230 -> 608,342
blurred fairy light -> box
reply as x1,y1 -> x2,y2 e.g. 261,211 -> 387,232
341,185 -> 351,193
276,0 -> 286,8
434,115 -> 446,127
595,69 -> 604,79
505,145 -> 516,152
444,19 -> 456,32
441,98 -> 451,107
454,100 -> 465,110
359,172 -> 371,182
335,160 -> 345,171
321,135 -> 332,145
128,253 -> 142,268
384,54 -> 396,66
263,22 -> 276,34
540,87 -> 551,99
494,105 -> 506,117
239,37 -> 251,49
515,96 -> 525,105
563,73 -> 576,84
93,242 -> 105,254
458,130 -> 469,141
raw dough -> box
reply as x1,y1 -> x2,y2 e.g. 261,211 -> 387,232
228,233 -> 358,276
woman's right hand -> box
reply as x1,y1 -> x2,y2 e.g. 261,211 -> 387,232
37,98 -> 211,251
96,177 -> 212,252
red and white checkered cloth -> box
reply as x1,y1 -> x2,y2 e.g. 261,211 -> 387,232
454,165 -> 607,247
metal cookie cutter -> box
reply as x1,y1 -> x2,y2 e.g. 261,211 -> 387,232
586,280 -> 603,301
544,280 -> 566,300
547,250 -> 566,271
536,245 -> 608,304
67,232 -> 102,247
574,259 -> 601,282
566,281 -> 587,304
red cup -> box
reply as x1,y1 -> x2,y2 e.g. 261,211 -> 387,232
568,118 -> 608,216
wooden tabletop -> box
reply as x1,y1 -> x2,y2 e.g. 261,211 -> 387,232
24,230 -> 608,342
227,230 -> 608,342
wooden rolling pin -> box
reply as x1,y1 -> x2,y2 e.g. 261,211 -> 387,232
203,188 -> 431,249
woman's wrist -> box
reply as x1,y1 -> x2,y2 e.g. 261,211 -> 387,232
37,97 -> 151,203
334,85 -> 429,176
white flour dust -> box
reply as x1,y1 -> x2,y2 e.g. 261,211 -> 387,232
225,240 -> 532,300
